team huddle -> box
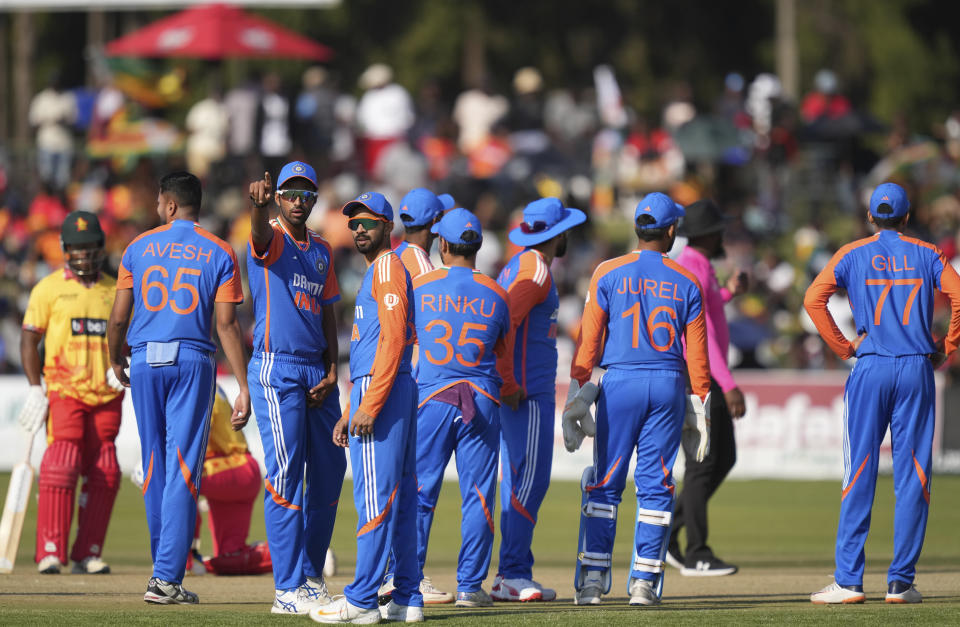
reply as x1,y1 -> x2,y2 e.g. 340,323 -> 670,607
17,159 -> 958,620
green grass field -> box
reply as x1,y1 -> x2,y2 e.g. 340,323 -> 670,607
2,473 -> 960,624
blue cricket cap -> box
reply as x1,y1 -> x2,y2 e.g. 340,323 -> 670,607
431,207 -> 483,245
399,188 -> 444,227
870,182 -> 909,218
341,191 -> 393,221
634,192 -> 685,229
277,161 -> 317,189
438,193 -> 457,211
508,197 -> 586,247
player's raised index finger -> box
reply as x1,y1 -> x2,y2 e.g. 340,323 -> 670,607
264,171 -> 272,189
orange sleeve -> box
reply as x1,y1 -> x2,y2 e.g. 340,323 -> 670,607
215,247 -> 244,303
358,255 -> 410,418
505,251 -> 551,332
937,253 -> 960,355
400,246 -> 433,280
494,296 -> 520,397
117,260 -> 133,290
249,223 -> 284,267
570,269 -> 608,385
803,250 -> 855,360
684,309 -> 712,400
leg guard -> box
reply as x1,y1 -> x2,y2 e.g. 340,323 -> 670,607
36,440 -> 81,564
629,505 -> 673,600
205,541 -> 273,575
71,441 -> 121,562
574,467 -> 616,595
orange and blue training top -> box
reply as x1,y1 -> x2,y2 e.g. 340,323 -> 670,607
571,249 -> 711,400
349,249 -> 416,417
412,265 -> 519,404
395,241 -> 435,280
804,229 -> 960,359
497,248 -> 558,397
118,219 -> 242,352
247,219 -> 340,359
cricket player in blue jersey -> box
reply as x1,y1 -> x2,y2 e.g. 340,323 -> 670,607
247,162 -> 346,614
107,171 -> 250,605
568,192 -> 711,607
395,188 -> 443,281
311,192 -> 422,624
493,197 -> 585,602
412,209 -> 522,608
804,182 -> 960,605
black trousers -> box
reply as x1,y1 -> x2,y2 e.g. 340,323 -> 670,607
670,379 -> 737,564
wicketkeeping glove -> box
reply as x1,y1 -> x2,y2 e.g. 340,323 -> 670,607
682,392 -> 711,462
561,380 -> 600,452
18,384 -> 48,434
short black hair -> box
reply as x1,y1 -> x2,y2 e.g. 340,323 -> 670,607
160,171 -> 202,211
873,215 -> 907,229
446,230 -> 482,257
635,214 -> 669,241
402,223 -> 431,234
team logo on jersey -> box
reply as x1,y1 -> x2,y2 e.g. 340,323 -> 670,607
71,317 -> 107,337
383,293 -> 400,311
315,256 -> 326,275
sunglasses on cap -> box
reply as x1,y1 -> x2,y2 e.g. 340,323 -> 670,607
277,189 -> 318,203
348,216 -> 389,231
519,220 -> 550,234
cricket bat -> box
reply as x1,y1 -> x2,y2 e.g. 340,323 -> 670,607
0,434 -> 36,574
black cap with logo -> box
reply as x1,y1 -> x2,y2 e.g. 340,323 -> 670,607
61,211 -> 105,247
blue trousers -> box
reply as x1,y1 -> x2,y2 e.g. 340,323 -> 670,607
417,392 -> 500,592
249,352 -> 347,591
836,354 -> 934,586
130,345 -> 215,584
584,370 -> 684,582
344,374 -> 423,610
497,394 -> 554,579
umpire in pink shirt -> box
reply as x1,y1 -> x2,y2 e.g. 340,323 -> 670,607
667,199 -> 747,577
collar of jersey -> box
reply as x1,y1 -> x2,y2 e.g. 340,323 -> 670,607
372,249 -> 395,264
406,242 -> 428,254
274,218 -> 310,251
62,266 -> 100,286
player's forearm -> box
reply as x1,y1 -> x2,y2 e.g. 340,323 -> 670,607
250,206 -> 274,256
217,317 -> 249,391
19,331 -> 43,386
803,284 -> 854,359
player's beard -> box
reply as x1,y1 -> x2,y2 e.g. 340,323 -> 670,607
353,227 -> 385,255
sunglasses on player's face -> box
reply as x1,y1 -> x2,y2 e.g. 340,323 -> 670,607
277,189 -> 318,204
348,217 -> 387,231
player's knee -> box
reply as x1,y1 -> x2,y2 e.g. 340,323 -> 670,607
39,439 -> 82,488
87,442 -> 121,490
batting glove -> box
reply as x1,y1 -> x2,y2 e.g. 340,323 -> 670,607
18,385 -> 49,434
562,381 -> 600,452
105,366 -> 127,392
682,392 -> 711,462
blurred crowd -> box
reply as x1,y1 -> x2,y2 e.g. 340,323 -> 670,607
3,63 -> 960,377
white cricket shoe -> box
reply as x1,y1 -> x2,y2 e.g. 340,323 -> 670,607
305,577 -> 334,606
419,576 -> 454,604
628,578 -> 660,606
378,574 -> 395,597
810,581 -> 865,604
454,589 -> 493,607
886,581 -> 922,604
37,556 -> 63,574
272,582 -> 331,615
310,596 -> 381,624
574,571 -> 603,605
379,599 -> 424,622
491,575 -> 554,602
72,556 -> 110,574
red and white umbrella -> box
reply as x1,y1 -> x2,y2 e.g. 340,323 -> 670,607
105,2 -> 332,61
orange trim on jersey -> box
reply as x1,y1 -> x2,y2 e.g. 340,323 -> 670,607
412,267 -> 449,290
841,454 -> 871,501
804,235 -> 881,360
248,222 -> 285,266
263,265 -> 272,352
475,483 -> 495,533
684,310 -> 712,400
275,218 -> 311,252
399,244 -> 433,280
901,234 -> 960,355
912,450 -> 930,504
117,262 -> 133,290
660,456 -> 674,495
194,225 -> 243,303
586,456 -> 622,492
177,446 -> 198,501
358,484 -> 398,536
472,272 -> 510,301
142,451 -> 154,496
264,477 -> 301,510
510,491 -> 536,524
417,379 -> 500,408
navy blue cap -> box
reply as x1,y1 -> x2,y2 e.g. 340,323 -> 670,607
431,208 -> 483,245
277,161 -> 317,189
870,182 -> 909,218
399,188 -> 444,227
508,197 -> 586,247
438,193 -> 457,211
341,191 -> 393,221
634,192 -> 685,229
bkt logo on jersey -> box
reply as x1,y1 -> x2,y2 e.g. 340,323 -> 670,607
71,318 -> 107,337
